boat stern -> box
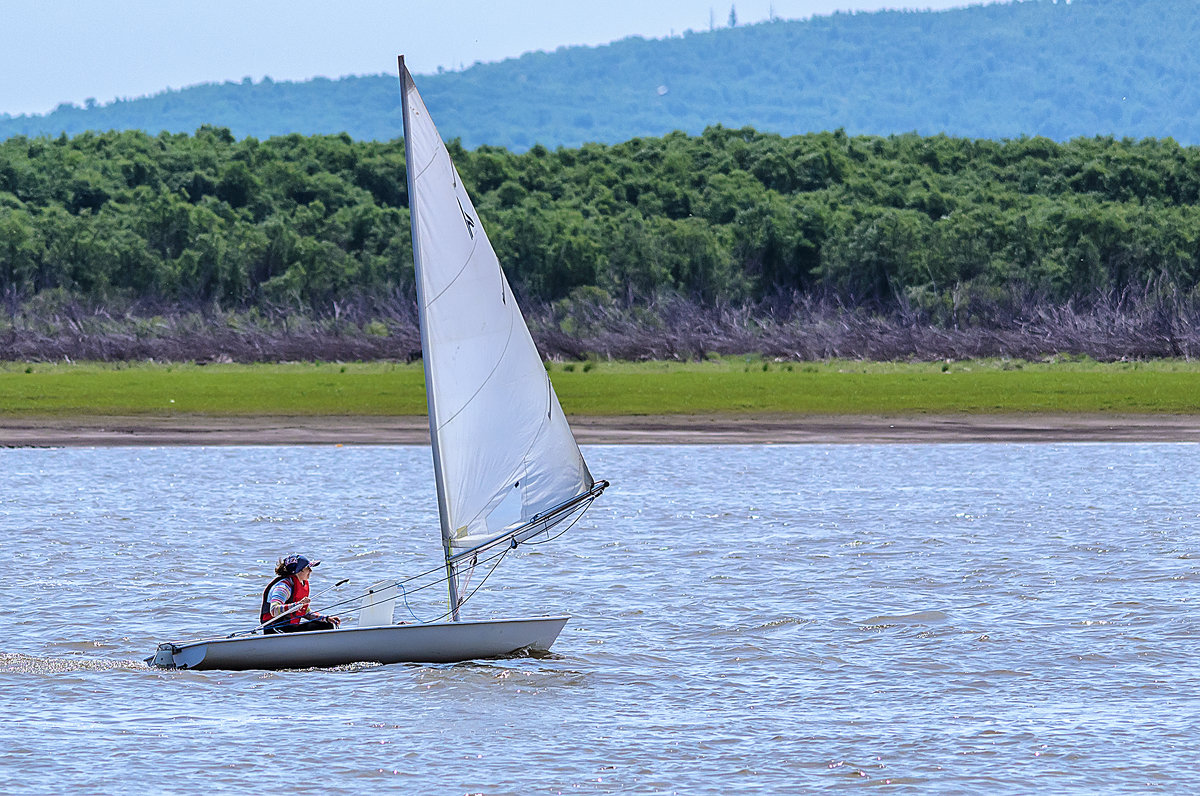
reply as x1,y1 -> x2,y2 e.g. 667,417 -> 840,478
148,643 -> 180,669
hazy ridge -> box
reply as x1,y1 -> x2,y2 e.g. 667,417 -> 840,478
2,0 -> 1197,149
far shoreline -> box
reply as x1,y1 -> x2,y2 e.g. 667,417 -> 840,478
3,413 -> 1200,446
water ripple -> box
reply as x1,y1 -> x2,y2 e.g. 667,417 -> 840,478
1,443 -> 1199,793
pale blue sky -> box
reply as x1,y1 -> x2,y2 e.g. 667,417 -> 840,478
1,0 -> 981,116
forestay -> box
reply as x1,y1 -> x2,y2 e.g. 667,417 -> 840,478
400,60 -> 595,574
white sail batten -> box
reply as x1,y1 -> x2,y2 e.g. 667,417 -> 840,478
400,61 -> 594,562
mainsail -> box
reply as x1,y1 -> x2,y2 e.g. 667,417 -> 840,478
399,57 -> 597,614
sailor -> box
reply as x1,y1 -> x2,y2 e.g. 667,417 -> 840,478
260,554 -> 341,633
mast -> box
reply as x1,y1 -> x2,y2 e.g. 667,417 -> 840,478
399,55 -> 461,620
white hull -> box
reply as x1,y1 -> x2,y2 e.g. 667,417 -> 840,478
148,615 -> 569,671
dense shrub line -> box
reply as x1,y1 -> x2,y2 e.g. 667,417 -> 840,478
4,124 -> 1200,360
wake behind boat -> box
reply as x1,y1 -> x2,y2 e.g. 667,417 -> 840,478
148,56 -> 607,671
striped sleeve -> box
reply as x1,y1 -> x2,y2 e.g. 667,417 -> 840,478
267,580 -> 293,609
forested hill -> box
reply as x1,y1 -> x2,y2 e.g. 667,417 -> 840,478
3,0 -> 1199,150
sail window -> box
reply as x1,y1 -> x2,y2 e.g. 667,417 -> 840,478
485,480 -> 525,533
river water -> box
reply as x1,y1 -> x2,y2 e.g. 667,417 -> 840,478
1,442 -> 1198,794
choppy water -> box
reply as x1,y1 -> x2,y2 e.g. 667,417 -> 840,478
2,443 -> 1199,794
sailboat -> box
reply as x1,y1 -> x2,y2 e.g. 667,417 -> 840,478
148,56 -> 607,671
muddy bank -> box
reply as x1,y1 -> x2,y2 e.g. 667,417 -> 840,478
3,413 -> 1200,446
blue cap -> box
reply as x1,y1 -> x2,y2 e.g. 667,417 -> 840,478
282,554 -> 320,574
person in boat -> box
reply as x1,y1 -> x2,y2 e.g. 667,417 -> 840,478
260,554 -> 341,633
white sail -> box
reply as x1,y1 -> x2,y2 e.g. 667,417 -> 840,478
400,59 -> 594,565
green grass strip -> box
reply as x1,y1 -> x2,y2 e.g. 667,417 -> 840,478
2,357 -> 1200,417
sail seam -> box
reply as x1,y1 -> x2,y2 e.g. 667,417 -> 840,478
434,298 -> 517,434
461,378 -> 556,533
420,160 -> 481,309
425,238 -> 480,309
405,75 -> 438,185
413,154 -> 437,184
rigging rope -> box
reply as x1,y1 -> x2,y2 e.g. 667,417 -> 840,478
318,543 -> 510,616
225,494 -> 599,636
520,496 -> 595,547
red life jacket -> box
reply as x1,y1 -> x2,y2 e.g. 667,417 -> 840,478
259,575 -> 310,626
